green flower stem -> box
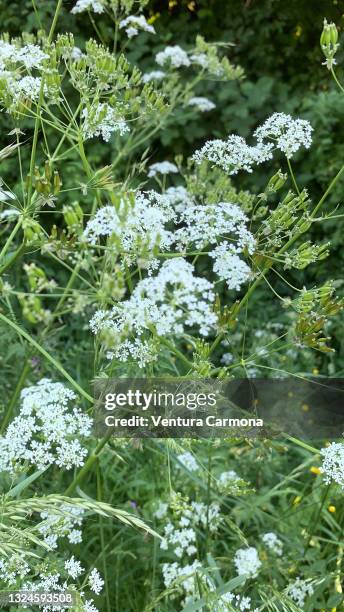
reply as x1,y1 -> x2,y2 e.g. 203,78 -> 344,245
97,462 -> 111,612
287,158 -> 300,195
0,357 -> 31,434
0,312 -> 93,403
0,218 -> 22,263
64,433 -> 112,495
26,0 -> 64,205
160,337 -> 195,369
283,435 -> 319,455
331,67 -> 344,94
0,241 -> 26,275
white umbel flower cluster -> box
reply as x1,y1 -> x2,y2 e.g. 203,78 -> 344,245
162,559 -> 201,593
90,259 -> 217,367
6,76 -> 43,102
176,202 -> 255,251
193,113 -> 313,174
142,70 -> 166,83
0,555 -> 30,586
287,578 -> 314,607
261,532 -> 283,556
320,441 -> 344,488
233,547 -> 262,579
187,96 -> 216,112
218,470 -> 240,486
210,242 -> 252,290
83,191 -> 176,265
81,103 -> 129,142
39,505 -> 85,550
193,135 -> 273,175
0,379 -> 92,473
71,0 -> 105,14
176,451 -> 199,472
215,592 -> 258,612
65,556 -> 84,579
88,568 -> 104,595
148,161 -> 179,178
156,45 -> 191,68
119,15 -> 155,38
0,41 -> 48,71
254,113 -> 313,159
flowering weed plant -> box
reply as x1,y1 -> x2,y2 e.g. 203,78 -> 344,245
0,3 -> 344,610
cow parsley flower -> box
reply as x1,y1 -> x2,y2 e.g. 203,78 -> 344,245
89,259 -> 217,366
39,505 -> 85,549
88,568 -> 104,594
71,0 -> 105,14
187,96 -> 216,112
210,242 -> 252,290
148,161 -> 178,177
254,113 -> 313,159
163,186 -> 193,212
287,578 -> 314,607
261,532 -> 283,556
161,523 -> 197,558
156,45 -> 191,68
0,41 -> 48,70
0,379 -> 92,473
218,470 -> 240,486
193,135 -> 273,175
119,15 -> 155,38
15,44 -> 49,69
142,70 -> 166,83
233,547 -> 261,579
83,191 -> 175,265
176,451 -> 199,472
0,555 -> 30,585
154,501 -> 168,519
7,76 -> 44,102
220,352 -> 234,365
175,202 -> 255,252
216,592 -> 257,612
82,103 -> 129,141
83,601 -> 98,612
162,560 -> 202,593
320,441 -> 344,488
65,556 -> 84,579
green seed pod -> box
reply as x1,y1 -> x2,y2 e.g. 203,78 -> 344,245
53,170 -> 61,194
267,170 -> 287,192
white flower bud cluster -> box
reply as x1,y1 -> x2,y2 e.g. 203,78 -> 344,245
187,96 -> 216,112
261,532 -> 283,556
233,547 -> 262,579
81,103 -> 129,141
148,161 -> 179,177
71,0 -> 105,14
119,15 -> 155,38
320,441 -> 344,488
142,70 -> 166,83
176,451 -> 199,472
0,379 -> 92,473
287,578 -> 314,607
156,45 -> 191,68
